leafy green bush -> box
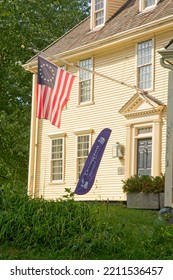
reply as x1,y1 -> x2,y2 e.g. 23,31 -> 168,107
2,183 -> 173,260
0,185 -> 116,258
122,174 -> 165,193
0,186 -> 96,252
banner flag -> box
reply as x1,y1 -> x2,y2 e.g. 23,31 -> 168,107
75,128 -> 112,195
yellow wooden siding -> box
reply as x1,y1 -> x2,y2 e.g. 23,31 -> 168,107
107,0 -> 126,20
34,31 -> 170,201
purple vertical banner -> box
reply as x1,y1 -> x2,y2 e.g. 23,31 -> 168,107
74,128 -> 112,195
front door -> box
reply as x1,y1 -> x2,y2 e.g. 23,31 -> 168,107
137,138 -> 152,176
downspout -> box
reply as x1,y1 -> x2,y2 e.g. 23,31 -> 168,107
160,57 -> 173,71
158,206 -> 172,220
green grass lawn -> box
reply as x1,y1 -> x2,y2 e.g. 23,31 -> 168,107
1,201 -> 172,260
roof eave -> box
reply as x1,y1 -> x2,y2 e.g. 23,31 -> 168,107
23,14 -> 173,72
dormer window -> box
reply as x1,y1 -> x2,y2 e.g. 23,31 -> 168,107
90,0 -> 105,30
140,0 -> 159,12
95,0 -> 104,27
90,0 -> 127,31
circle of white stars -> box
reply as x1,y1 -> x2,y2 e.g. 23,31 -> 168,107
39,63 -> 55,83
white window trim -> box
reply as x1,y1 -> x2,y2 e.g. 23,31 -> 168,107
48,133 -> 66,184
77,57 -> 94,106
135,38 -> 154,91
73,128 -> 94,135
139,0 -> 159,13
125,118 -> 161,179
48,132 -> 66,138
74,128 -> 93,182
90,0 -> 106,30
94,2 -> 105,28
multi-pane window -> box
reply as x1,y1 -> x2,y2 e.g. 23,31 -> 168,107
137,40 -> 152,90
51,138 -> 64,181
79,58 -> 92,103
95,0 -> 104,27
77,135 -> 90,179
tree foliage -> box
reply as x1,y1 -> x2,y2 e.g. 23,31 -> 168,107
0,0 -> 90,184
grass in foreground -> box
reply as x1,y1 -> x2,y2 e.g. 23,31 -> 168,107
0,186 -> 173,260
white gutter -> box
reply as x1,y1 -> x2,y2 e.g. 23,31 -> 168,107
23,15 -> 173,72
64,15 -> 173,58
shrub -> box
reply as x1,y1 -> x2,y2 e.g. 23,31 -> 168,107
122,174 -> 142,193
122,174 -> 165,194
0,186 -> 98,252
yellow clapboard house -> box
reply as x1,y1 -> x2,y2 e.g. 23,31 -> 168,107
23,0 -> 173,204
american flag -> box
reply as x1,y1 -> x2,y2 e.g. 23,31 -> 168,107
36,56 -> 75,128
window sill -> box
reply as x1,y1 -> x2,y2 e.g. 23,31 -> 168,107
77,101 -> 95,107
49,181 -> 65,185
141,88 -> 154,93
89,25 -> 104,33
140,5 -> 156,14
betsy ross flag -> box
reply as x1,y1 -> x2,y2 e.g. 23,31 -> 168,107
36,56 -> 75,128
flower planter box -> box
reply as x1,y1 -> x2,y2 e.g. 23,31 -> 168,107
127,192 -> 164,210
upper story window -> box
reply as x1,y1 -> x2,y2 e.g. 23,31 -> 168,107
79,58 -> 93,104
95,0 -> 104,27
90,0 -> 105,29
137,39 -> 153,90
140,0 -> 159,12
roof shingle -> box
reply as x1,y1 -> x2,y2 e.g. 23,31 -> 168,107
27,0 -> 173,63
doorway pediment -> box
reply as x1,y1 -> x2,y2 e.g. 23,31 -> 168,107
119,92 -> 165,119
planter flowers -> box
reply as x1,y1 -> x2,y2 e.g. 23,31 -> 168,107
122,175 -> 165,209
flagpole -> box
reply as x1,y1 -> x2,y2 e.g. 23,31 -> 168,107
28,48 -> 147,95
